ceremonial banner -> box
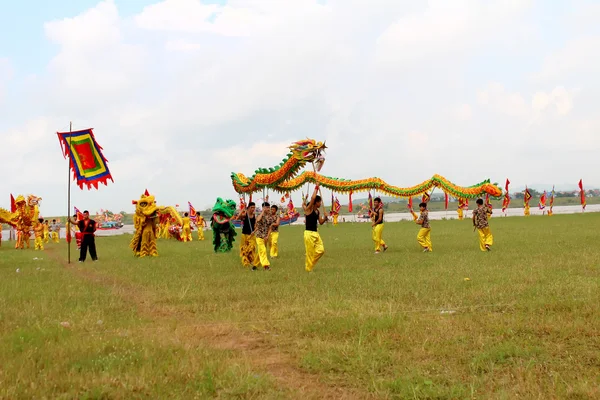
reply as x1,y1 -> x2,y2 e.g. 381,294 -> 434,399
334,197 -> 341,213
422,191 -> 430,203
188,202 -> 197,222
57,128 -> 113,190
524,187 -> 532,206
74,206 -> 84,221
579,179 -> 586,210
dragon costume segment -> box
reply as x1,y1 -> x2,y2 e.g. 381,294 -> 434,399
211,197 -> 237,253
130,193 -> 181,257
231,139 -> 502,198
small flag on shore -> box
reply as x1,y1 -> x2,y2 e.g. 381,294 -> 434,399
579,179 -> 586,210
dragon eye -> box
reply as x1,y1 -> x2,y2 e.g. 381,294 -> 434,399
140,202 -> 148,207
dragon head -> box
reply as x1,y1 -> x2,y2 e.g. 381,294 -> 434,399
212,197 -> 237,219
289,139 -> 326,171
132,193 -> 159,217
26,195 -> 42,206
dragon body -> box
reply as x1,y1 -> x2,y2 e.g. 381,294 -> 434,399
130,192 -> 182,257
231,139 -> 502,199
210,197 -> 237,253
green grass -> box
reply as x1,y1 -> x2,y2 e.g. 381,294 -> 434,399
1,213 -> 599,398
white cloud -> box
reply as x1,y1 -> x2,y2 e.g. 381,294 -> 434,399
0,58 -> 13,104
165,39 -> 201,52
2,0 -> 600,214
375,0 -> 534,67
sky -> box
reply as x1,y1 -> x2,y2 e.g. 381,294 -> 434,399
1,0 -> 599,216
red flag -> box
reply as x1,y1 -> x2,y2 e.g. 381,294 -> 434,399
287,198 -> 295,213
10,194 -> 16,213
331,193 -> 335,213
538,192 -> 547,210
505,179 -> 510,192
502,192 -> 510,212
74,207 -> 84,221
239,197 -> 246,210
368,192 -> 374,212
348,191 -> 353,212
444,192 -> 449,210
550,186 -> 555,208
579,179 -> 586,209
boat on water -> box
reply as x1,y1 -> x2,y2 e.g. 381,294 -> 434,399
232,212 -> 300,228
97,221 -> 124,230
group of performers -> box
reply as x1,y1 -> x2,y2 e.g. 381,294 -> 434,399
237,203 -> 281,271
156,213 -> 207,242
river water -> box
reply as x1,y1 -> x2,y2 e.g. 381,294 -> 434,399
2,204 -> 596,240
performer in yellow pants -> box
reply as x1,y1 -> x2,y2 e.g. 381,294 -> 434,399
181,213 -> 192,242
269,205 -> 280,257
43,221 -> 49,243
303,186 -> 327,272
253,202 -> 274,270
34,218 -> 45,250
196,215 -> 206,240
50,219 -> 60,243
371,197 -> 388,253
238,202 -> 260,269
416,202 -> 432,252
473,198 -> 493,251
457,207 -> 464,220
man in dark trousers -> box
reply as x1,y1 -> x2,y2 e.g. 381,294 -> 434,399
69,210 -> 98,262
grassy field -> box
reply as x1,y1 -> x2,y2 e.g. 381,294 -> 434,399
1,213 -> 599,399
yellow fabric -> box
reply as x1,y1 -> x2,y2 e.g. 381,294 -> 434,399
269,232 -> 279,257
182,217 -> 192,242
372,224 -> 386,251
256,237 -> 270,267
34,223 -> 44,250
417,227 -> 432,250
240,234 -> 259,267
524,205 -> 530,216
304,230 -> 324,272
51,231 -> 59,243
197,216 -> 205,240
333,214 -> 338,225
43,224 -> 49,243
457,208 -> 463,220
477,227 -> 493,251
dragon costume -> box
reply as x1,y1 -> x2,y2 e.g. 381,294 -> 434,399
210,197 -> 237,253
0,195 -> 41,249
130,192 -> 181,257
231,139 -> 503,198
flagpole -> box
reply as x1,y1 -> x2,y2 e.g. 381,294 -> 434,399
67,121 -> 72,264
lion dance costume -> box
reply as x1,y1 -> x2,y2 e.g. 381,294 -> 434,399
0,195 -> 41,249
130,192 -> 181,257
210,197 -> 237,253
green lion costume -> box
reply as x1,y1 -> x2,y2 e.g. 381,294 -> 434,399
211,197 -> 237,253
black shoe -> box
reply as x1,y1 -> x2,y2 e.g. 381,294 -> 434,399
252,266 -> 258,271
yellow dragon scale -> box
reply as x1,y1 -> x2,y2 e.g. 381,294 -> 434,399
231,139 -> 502,198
